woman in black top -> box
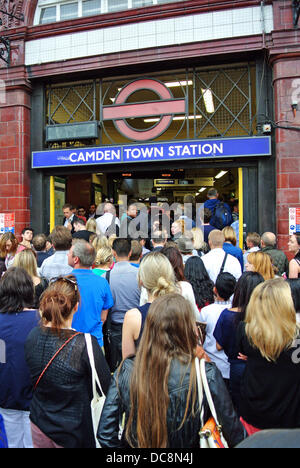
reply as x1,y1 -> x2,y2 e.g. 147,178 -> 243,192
25,276 -> 111,448
237,278 -> 300,431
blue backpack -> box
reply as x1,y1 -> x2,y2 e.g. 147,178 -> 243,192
0,414 -> 8,448
211,202 -> 233,230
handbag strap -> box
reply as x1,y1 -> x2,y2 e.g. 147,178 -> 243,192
85,333 -> 104,397
219,253 -> 228,275
199,358 -> 221,427
195,357 -> 204,427
34,332 -> 81,390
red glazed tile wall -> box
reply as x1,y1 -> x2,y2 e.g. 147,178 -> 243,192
0,85 -> 31,239
273,57 -> 300,259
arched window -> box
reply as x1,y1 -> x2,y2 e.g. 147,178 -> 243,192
34,0 -> 182,25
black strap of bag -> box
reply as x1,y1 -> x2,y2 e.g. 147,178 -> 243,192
103,269 -> 114,369
219,253 -> 228,275
104,270 -> 112,334
34,332 -> 81,390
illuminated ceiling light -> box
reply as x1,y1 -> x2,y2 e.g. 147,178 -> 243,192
165,80 -> 193,88
144,115 -> 202,123
198,187 -> 207,192
215,170 -> 228,179
201,88 -> 215,114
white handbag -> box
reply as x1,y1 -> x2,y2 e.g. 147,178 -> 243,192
195,357 -> 229,449
85,333 -> 106,449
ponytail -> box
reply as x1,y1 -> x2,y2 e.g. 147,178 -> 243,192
39,275 -> 80,332
40,291 -> 73,330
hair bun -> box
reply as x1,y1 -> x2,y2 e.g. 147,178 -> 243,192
157,276 -> 169,291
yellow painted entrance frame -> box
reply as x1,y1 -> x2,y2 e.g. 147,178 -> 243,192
50,176 -> 55,233
238,168 -> 243,250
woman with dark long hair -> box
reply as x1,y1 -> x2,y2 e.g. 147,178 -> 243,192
184,256 -> 214,311
214,272 -> 265,413
98,293 -> 245,448
25,276 -> 111,448
288,233 -> 300,278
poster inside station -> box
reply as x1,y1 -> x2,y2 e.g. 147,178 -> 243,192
0,213 -> 15,234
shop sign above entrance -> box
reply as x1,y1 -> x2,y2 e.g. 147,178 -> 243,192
32,136 -> 271,169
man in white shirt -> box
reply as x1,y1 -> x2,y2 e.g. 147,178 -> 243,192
202,229 -> 242,284
199,272 -> 236,382
96,202 -> 120,236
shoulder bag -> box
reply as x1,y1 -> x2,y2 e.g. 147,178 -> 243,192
195,357 -> 229,449
34,331 -> 81,390
85,333 -> 106,449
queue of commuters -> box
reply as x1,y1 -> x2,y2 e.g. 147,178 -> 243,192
0,197 -> 300,449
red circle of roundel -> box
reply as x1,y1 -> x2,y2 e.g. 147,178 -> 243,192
102,78 -> 186,142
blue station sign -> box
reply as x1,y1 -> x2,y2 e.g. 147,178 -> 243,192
32,136 -> 271,169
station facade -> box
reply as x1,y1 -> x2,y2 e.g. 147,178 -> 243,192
0,0 -> 299,255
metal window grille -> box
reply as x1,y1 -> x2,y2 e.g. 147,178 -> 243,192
193,66 -> 254,138
47,81 -> 97,125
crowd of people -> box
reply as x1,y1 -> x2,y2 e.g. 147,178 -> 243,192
0,193 -> 300,449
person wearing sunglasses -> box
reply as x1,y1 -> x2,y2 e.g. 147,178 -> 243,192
25,275 -> 111,448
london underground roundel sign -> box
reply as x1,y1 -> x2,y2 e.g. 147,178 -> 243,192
102,78 -> 186,142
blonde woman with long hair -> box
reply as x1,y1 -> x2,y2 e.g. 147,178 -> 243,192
191,227 -> 208,255
245,250 -> 275,280
85,217 -> 97,234
237,278 -> 300,433
98,293 -> 245,448
122,252 -> 176,359
91,234 -> 108,252
13,249 -> 48,308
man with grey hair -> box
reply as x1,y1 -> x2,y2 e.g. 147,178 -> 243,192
260,231 -> 289,276
68,240 -> 114,347
96,202 -> 120,236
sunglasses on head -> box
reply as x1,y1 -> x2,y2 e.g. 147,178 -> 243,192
50,276 -> 78,292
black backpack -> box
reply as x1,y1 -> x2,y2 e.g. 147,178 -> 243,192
211,202 -> 233,230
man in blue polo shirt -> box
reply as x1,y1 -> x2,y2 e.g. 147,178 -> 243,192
68,240 -> 114,347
